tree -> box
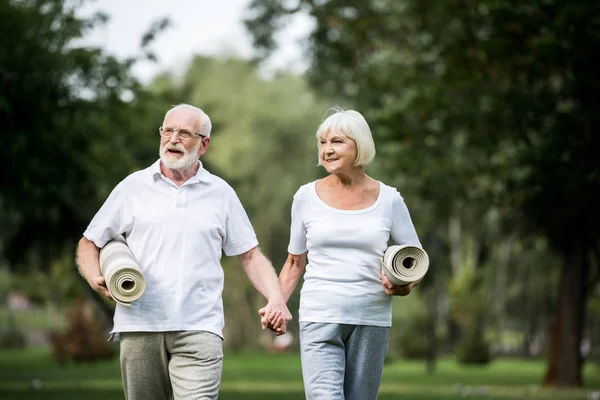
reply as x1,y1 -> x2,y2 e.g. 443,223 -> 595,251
0,0 -> 169,271
245,0 -> 600,386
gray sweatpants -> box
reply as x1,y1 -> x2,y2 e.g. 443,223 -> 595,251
299,322 -> 390,400
119,331 -> 223,400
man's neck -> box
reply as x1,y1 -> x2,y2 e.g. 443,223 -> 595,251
160,161 -> 200,187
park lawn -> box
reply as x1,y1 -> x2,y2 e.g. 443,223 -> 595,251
0,348 -> 598,399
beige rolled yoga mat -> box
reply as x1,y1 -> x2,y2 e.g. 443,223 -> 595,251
99,236 -> 146,306
381,245 -> 429,286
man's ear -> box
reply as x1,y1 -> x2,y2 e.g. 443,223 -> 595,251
198,137 -> 211,156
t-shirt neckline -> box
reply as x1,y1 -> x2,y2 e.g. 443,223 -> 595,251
311,180 -> 383,214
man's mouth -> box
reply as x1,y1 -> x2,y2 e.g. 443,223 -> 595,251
167,149 -> 184,155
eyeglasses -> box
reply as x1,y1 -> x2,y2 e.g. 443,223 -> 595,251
159,126 -> 206,140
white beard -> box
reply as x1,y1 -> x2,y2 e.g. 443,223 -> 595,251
159,141 -> 201,171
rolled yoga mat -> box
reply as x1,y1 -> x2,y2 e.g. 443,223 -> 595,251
99,236 -> 146,307
381,245 -> 429,286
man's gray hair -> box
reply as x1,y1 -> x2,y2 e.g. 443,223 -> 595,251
164,104 -> 212,137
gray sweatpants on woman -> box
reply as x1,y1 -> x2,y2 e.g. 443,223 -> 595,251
119,331 -> 223,400
299,322 -> 390,400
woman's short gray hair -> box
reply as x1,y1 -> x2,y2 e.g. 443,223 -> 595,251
164,104 -> 212,137
315,107 -> 376,166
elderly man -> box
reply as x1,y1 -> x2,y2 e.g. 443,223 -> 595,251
76,104 -> 291,400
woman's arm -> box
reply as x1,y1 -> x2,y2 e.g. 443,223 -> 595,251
279,252 -> 308,302
258,252 -> 307,332
385,189 -> 424,296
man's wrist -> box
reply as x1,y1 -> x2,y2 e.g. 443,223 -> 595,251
86,273 -> 102,284
267,293 -> 285,303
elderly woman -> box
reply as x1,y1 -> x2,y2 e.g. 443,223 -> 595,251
268,108 -> 423,400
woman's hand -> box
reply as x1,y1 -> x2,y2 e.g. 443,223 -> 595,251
258,305 -> 290,336
380,269 -> 420,296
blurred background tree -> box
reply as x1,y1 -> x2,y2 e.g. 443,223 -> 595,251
0,0 -> 169,271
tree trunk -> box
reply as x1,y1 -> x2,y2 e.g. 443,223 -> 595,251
424,230 -> 443,374
494,240 -> 510,345
543,240 -> 589,387
448,213 -> 462,276
426,292 -> 437,374
445,215 -> 463,351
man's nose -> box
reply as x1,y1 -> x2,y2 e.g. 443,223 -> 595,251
169,132 -> 181,143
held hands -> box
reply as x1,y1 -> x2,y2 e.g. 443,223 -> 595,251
89,275 -> 112,300
258,298 -> 292,336
380,269 -> 419,296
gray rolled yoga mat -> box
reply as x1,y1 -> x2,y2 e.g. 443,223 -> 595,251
99,236 -> 146,306
381,245 -> 429,286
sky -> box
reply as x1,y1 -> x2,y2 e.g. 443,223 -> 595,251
78,0 -> 313,83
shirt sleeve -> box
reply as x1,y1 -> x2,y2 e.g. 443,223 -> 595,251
83,182 -> 134,248
222,189 -> 259,256
287,187 -> 308,255
390,190 -> 422,247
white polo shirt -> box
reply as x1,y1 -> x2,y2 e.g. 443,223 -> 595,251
83,160 -> 258,338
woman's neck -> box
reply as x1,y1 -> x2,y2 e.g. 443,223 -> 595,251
327,168 -> 370,188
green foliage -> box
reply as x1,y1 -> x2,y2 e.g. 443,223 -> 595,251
9,257 -> 86,308
449,267 -> 484,329
390,293 -> 435,360
397,314 -> 430,360
0,308 -> 27,349
0,0 -> 169,271
0,307 -> 65,332
0,325 -> 26,350
457,330 -> 492,366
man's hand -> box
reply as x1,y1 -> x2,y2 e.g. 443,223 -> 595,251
237,247 -> 293,335
258,298 -> 292,336
381,269 -> 420,296
77,237 -> 113,300
89,275 -> 112,300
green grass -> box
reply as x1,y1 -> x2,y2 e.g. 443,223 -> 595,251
0,348 -> 598,399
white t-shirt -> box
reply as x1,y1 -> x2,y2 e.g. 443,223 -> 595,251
288,180 -> 421,327
83,160 -> 258,338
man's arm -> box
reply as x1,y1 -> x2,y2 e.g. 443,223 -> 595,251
237,246 -> 292,335
76,237 -> 112,299
279,252 -> 307,302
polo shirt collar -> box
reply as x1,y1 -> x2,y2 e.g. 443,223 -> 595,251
151,159 -> 212,183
